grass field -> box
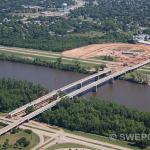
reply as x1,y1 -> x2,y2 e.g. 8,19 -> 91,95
141,67 -> 150,70
94,55 -> 118,62
0,127 -> 39,150
139,70 -> 150,75
0,46 -> 104,67
47,143 -> 94,150
138,64 -> 150,75
0,125 -> 4,129
0,112 -> 7,117
129,63 -> 150,76
64,130 -> 150,150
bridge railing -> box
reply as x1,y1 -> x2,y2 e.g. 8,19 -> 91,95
8,69 -> 111,117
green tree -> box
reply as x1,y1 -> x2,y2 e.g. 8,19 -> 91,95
15,137 -> 30,147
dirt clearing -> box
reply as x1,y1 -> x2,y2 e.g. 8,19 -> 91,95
62,43 -> 150,72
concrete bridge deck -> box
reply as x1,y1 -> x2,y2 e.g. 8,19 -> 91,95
8,69 -> 111,117
0,59 -> 150,136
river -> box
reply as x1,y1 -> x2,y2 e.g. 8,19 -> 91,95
0,61 -> 150,112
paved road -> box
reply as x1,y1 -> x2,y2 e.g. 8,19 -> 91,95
0,117 -> 132,150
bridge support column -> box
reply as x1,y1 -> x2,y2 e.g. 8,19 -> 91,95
92,86 -> 98,93
70,96 -> 74,100
95,76 -> 99,81
109,78 -> 114,84
77,83 -> 83,89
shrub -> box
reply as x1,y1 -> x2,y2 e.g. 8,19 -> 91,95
24,129 -> 32,134
15,137 -> 30,147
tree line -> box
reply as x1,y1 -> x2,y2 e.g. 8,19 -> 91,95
0,53 -> 90,74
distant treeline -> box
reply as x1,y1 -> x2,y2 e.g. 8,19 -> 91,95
37,97 -> 150,149
0,32 -> 132,52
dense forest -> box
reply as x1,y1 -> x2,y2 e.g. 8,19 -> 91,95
0,15 -> 132,52
0,78 -> 48,112
0,0 -> 149,51
38,97 -> 150,148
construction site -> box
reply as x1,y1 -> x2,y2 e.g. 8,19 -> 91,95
62,43 -> 150,72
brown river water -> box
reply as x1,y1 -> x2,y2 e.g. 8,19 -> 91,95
0,61 -> 150,112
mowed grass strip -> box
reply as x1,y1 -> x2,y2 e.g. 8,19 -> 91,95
138,69 -> 150,75
64,130 -> 147,150
47,143 -> 94,150
0,49 -> 103,67
141,67 -> 150,70
0,112 -> 7,117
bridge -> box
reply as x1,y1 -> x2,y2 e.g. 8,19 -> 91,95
8,69 -> 111,118
0,59 -> 150,136
8,69 -> 111,117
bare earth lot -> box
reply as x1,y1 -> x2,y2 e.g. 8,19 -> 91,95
62,43 -> 150,72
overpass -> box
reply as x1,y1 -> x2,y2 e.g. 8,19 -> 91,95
0,59 -> 150,136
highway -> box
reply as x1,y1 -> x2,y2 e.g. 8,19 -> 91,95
0,59 -> 150,136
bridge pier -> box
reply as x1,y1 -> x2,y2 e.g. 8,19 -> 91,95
95,75 -> 99,81
92,86 -> 98,93
109,78 -> 114,84
70,96 -> 74,100
77,82 -> 83,89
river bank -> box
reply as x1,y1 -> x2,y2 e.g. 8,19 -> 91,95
0,53 -> 92,74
